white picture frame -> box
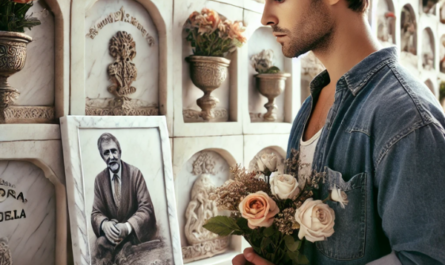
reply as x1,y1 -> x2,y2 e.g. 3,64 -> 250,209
61,116 -> 182,265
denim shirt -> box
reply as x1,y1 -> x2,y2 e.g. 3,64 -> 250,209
287,47 -> 445,264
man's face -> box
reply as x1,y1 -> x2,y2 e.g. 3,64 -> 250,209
101,140 -> 121,173
261,0 -> 335,58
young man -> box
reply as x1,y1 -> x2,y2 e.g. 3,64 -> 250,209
233,0 -> 445,264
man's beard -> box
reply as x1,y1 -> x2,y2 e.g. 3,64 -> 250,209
274,1 -> 334,58
107,158 -> 120,173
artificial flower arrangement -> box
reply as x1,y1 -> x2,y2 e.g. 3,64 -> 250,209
204,149 -> 349,264
185,8 -> 247,57
0,0 -> 41,32
251,49 -> 281,74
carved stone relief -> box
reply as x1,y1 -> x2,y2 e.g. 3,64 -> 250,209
86,6 -> 155,47
86,31 -> 158,116
182,152 -> 229,263
183,109 -> 228,122
0,237 -> 12,265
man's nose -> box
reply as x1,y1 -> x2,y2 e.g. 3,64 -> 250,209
261,2 -> 278,26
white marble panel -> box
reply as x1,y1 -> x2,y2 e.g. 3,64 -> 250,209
61,116 -> 182,265
0,161 -> 55,265
85,0 -> 159,107
243,134 -> 289,167
175,151 -> 230,247
248,27 -> 286,122
10,1 -> 55,106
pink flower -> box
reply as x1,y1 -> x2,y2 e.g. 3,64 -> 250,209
239,191 -> 279,229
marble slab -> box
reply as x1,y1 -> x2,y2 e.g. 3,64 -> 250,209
9,1 -> 55,106
0,161 -> 56,265
61,116 -> 182,265
85,0 -> 159,108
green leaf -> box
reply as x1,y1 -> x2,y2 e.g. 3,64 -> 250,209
236,217 -> 251,234
285,235 -> 300,252
263,225 -> 275,237
296,252 -> 309,265
202,216 -> 239,236
260,237 -> 274,253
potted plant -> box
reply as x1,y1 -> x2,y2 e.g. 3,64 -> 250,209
185,8 -> 246,121
251,49 -> 290,122
0,0 -> 40,113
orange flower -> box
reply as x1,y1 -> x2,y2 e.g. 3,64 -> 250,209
238,191 -> 279,229
12,0 -> 33,3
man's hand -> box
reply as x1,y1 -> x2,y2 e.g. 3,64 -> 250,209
232,248 -> 274,265
115,223 -> 130,239
102,220 -> 119,244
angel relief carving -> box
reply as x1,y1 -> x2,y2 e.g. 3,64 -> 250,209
182,152 -> 229,263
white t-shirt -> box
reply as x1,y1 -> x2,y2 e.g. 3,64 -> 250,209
298,128 -> 323,182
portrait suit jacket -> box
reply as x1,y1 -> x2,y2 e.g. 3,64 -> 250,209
91,160 -> 157,244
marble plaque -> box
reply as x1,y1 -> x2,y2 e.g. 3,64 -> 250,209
85,0 -> 159,110
61,116 -> 182,265
0,161 -> 56,265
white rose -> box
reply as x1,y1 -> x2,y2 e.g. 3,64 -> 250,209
330,184 -> 348,209
295,199 -> 335,242
269,172 -> 300,200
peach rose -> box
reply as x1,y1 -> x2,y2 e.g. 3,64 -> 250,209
295,199 -> 335,242
239,191 -> 279,229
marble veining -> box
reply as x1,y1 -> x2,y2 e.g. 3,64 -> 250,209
9,1 -> 55,106
0,161 -> 56,265
85,0 -> 159,108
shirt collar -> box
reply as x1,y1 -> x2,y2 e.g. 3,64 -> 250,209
310,47 -> 398,97
109,162 -> 122,183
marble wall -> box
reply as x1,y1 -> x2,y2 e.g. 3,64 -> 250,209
0,161 -> 56,265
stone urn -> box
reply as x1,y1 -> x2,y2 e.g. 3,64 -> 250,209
186,55 -> 230,121
255,73 -> 291,122
0,32 -> 32,112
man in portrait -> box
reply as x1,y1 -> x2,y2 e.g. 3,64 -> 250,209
91,133 -> 157,264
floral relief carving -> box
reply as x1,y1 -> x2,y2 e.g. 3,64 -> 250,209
86,6 -> 155,47
181,237 -> 230,263
192,152 -> 216,176
1,106 -> 55,123
183,109 -> 228,122
0,41 -> 27,71
0,237 -> 12,265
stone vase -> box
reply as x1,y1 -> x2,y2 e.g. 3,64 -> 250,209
255,73 -> 291,122
186,55 -> 230,121
0,31 -> 32,122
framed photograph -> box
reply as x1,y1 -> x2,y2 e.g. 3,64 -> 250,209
61,116 -> 182,265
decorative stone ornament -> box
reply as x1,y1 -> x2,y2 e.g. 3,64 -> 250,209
0,237 -> 12,265
0,32 -> 32,123
255,73 -> 290,122
186,55 -> 230,121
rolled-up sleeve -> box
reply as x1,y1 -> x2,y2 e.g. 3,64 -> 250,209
375,122 -> 445,264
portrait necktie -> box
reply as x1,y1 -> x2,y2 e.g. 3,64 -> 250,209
112,174 -> 121,208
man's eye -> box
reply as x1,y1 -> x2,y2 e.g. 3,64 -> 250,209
104,151 -> 109,155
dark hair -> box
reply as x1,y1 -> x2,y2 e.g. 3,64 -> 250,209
97,133 -> 122,159
346,0 -> 369,12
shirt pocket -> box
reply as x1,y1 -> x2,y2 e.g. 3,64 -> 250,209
315,167 -> 367,260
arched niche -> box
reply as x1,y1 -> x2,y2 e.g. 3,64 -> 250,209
300,52 -> 325,104
422,28 -> 435,70
0,140 -> 67,265
425,79 -> 435,94
4,0 -> 68,123
175,149 -> 236,263
248,27 -> 288,123
400,4 -> 418,69
84,0 -> 167,117
248,147 -> 286,172
376,0 -> 396,46
181,13 -> 237,123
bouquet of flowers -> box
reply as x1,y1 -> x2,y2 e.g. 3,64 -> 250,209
204,149 -> 349,264
0,0 -> 41,32
185,8 -> 247,57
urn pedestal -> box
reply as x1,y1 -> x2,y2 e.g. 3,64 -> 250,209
255,73 -> 291,122
0,32 -> 32,123
186,55 -> 230,122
